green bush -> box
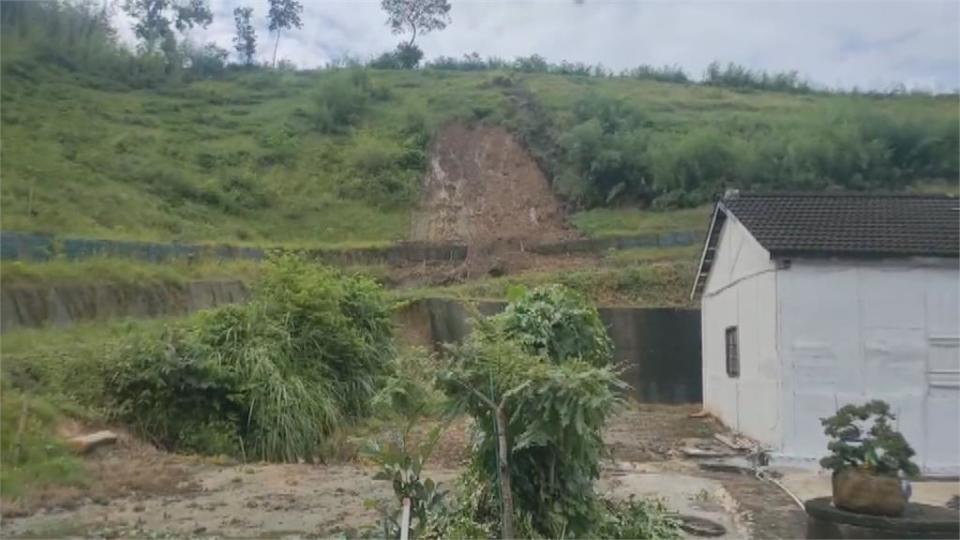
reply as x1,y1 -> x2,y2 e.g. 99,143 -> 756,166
494,285 -> 613,367
1,386 -> 87,499
597,497 -> 681,539
336,135 -> 423,208
314,72 -> 371,134
442,286 -> 626,538
372,347 -> 445,421
819,400 -> 920,477
107,256 -> 393,461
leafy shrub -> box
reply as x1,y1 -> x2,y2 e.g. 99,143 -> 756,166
649,128 -> 749,192
445,339 -> 624,536
107,256 -> 393,461
494,285 -> 613,367
622,64 -> 689,84
372,347 -> 445,421
513,54 -> 550,73
219,173 -> 274,212
181,41 -> 229,81
597,497 -> 682,539
313,72 -> 371,133
819,400 -> 920,477
108,322 -> 247,455
135,166 -> 224,207
366,425 -> 447,539
441,286 -> 626,537
0,386 -> 87,499
336,135 -> 423,207
394,43 -> 424,69
256,127 -> 300,167
704,61 -> 811,93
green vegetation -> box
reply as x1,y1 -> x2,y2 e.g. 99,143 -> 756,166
498,285 -> 613,366
820,400 -> 919,477
0,258 -> 262,288
397,248 -> 698,307
2,319 -> 164,417
2,3 -> 956,247
0,388 -> 87,500
432,286 -> 679,538
525,77 -> 958,207
107,257 -> 393,460
571,206 -> 712,238
1,318 -> 167,501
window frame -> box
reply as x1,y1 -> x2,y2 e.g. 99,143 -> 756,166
725,326 -> 740,378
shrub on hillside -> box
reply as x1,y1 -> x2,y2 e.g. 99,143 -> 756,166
335,134 -> 424,208
107,256 -> 393,461
313,72 -> 371,133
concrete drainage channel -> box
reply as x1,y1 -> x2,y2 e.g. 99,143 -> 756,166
395,297 -> 702,404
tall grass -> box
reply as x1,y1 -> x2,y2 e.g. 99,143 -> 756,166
106,257 -> 394,461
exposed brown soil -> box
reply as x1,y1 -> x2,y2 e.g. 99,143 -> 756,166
604,402 -> 727,462
412,123 -> 577,246
1,433 -> 202,519
0,404 -> 752,538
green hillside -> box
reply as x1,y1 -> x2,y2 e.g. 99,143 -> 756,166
2,4 -> 957,247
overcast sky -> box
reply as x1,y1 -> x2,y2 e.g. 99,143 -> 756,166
112,0 -> 960,91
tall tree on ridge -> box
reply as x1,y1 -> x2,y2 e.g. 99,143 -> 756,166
122,0 -> 212,60
267,0 -> 302,68
232,6 -> 257,66
380,0 -> 451,47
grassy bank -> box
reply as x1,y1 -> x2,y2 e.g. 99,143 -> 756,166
0,258 -> 262,288
1,318 -> 169,505
396,245 -> 700,307
571,206 -> 711,238
3,10 -> 955,246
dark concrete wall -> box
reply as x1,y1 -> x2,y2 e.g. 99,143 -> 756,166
394,298 -> 702,404
0,280 -> 249,333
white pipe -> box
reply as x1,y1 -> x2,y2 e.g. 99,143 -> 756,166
400,497 -> 412,540
756,469 -> 806,510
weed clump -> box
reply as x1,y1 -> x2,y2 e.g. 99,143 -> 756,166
106,256 -> 393,461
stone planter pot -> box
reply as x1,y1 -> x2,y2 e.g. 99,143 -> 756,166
832,468 -> 907,516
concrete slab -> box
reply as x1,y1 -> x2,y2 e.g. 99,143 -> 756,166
773,466 -> 960,508
600,462 -> 751,539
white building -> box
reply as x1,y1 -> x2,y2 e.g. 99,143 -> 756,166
691,192 -> 959,475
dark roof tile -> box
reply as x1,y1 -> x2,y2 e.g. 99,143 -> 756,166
723,192 -> 959,257
691,192 -> 959,298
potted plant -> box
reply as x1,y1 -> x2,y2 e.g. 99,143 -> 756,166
819,400 -> 920,516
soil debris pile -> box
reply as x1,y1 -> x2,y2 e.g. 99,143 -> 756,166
412,123 -> 576,246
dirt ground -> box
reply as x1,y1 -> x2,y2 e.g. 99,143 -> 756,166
1,404 -> 808,538
408,123 -> 583,281
374,250 -> 605,290
411,123 -> 577,246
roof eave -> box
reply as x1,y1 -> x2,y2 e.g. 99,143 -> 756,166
768,249 -> 960,260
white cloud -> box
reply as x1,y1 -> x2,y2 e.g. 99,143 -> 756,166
111,0 -> 960,91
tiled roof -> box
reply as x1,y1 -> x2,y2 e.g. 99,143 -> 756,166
724,192 -> 959,257
691,192 -> 959,298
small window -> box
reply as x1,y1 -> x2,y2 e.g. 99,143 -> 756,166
725,326 -> 739,378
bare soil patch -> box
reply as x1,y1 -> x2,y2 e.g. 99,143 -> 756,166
0,405 -> 805,538
1,432 -> 202,520
605,402 -> 726,462
412,123 -> 577,246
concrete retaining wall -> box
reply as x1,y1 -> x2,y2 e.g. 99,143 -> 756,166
0,280 -> 249,333
395,298 -> 702,403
